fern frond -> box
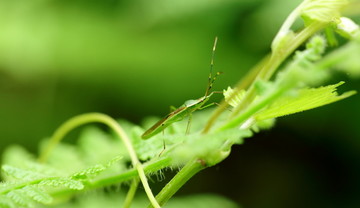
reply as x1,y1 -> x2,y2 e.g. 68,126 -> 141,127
78,127 -> 125,165
41,143 -> 85,174
39,178 -> 84,190
0,195 -> 15,208
105,155 -> 123,168
171,129 -> 252,166
2,165 -> 45,181
22,186 -> 52,204
131,125 -> 167,161
6,191 -> 31,207
0,148 -> 129,208
71,165 -> 106,180
1,146 -> 35,168
0,184 -> 53,208
72,155 -> 122,180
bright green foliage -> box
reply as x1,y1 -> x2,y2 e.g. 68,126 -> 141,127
78,127 -> 125,164
255,82 -> 356,121
274,34 -> 328,89
277,35 -> 328,86
272,0 -> 348,52
2,165 -> 47,180
1,1 -> 359,207
21,186 -> 53,205
72,156 -> 123,180
0,113 -> 247,207
171,129 -> 252,166
333,41 -> 360,76
131,124 -> 169,160
0,140 -> 125,208
39,178 -> 84,190
222,35 -> 331,131
321,28 -> 360,77
270,35 -> 329,89
336,17 -> 360,39
0,169 -> 77,207
301,0 -> 348,23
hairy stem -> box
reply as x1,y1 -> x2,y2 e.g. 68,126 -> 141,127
148,159 -> 206,208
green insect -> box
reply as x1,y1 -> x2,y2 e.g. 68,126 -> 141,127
142,37 -> 222,139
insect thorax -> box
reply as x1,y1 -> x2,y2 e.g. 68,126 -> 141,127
184,96 -> 209,107
184,99 -> 199,107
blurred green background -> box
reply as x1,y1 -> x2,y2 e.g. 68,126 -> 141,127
1,0 -> 360,207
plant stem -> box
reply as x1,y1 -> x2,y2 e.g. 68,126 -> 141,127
147,159 -> 206,208
203,20 -> 326,133
231,21 -> 326,118
137,163 -> 160,208
123,179 -> 139,208
37,113 -> 160,208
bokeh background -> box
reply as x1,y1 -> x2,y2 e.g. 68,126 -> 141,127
1,0 -> 360,207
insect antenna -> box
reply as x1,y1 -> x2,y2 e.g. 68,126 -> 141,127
205,36 -> 218,96
209,71 -> 223,90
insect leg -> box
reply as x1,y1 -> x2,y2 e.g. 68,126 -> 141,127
200,102 -> 233,113
185,113 -> 193,135
199,102 -> 216,110
169,105 -> 177,112
158,139 -> 166,157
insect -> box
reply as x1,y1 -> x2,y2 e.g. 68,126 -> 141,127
141,37 -> 222,139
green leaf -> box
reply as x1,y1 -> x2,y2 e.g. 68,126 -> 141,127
78,127 -> 125,165
275,35 -> 328,87
251,118 -> 276,133
2,165 -> 44,181
301,0 -> 348,23
72,164 -> 107,180
1,145 -> 36,169
0,196 -> 15,208
336,17 -> 360,39
131,125 -> 166,161
6,191 -> 31,207
22,186 -> 52,204
255,81 -> 356,121
137,109 -> 227,162
171,129 -> 252,166
40,142 -> 85,174
334,41 -> 360,77
71,155 -> 122,180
